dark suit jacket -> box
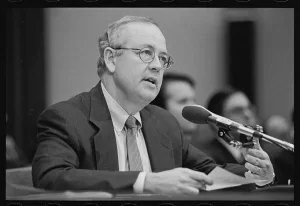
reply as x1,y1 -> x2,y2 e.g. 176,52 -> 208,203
191,134 -> 241,165
32,81 -> 251,193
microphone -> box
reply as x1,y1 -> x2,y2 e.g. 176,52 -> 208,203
182,105 -> 294,152
182,105 -> 262,138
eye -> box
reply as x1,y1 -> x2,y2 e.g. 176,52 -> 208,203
159,55 -> 168,64
140,48 -> 153,57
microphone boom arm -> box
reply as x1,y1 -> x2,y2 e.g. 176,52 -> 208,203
182,105 -> 294,153
217,128 -> 254,149
209,115 -> 294,152
260,133 -> 294,152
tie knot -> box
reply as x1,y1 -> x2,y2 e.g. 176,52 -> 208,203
125,116 -> 138,129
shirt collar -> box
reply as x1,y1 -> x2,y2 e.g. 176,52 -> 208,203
101,82 -> 142,133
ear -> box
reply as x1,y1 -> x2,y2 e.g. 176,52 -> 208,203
104,47 -> 116,73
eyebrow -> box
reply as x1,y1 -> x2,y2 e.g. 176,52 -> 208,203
139,44 -> 168,55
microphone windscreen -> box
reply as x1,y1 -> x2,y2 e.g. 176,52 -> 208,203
182,105 -> 212,124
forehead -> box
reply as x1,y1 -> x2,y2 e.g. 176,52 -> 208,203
119,22 -> 167,52
223,92 -> 250,111
165,81 -> 195,99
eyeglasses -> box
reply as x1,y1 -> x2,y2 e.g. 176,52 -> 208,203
112,47 -> 174,70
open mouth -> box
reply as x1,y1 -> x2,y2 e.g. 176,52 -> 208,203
143,77 -> 157,85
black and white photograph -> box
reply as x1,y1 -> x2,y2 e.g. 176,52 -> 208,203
6,7 -> 294,205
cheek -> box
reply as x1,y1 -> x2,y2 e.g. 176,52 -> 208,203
116,68 -> 139,86
157,80 -> 162,91
116,58 -> 142,77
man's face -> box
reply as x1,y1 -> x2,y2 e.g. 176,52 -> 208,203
112,23 -> 167,105
222,92 -> 256,127
165,80 -> 198,134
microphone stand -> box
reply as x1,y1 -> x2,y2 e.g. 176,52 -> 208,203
217,128 -> 255,149
216,125 -> 294,153
260,133 -> 294,153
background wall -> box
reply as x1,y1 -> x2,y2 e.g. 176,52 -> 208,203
255,8 -> 294,122
45,8 -> 226,108
44,8 -> 294,122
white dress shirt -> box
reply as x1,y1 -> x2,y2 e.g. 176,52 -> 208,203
101,82 -> 152,193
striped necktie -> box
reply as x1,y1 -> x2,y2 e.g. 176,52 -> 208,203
125,116 -> 143,171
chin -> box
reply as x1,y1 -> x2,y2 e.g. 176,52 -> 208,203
139,91 -> 157,103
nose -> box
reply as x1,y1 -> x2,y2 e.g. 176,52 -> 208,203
148,55 -> 163,72
243,109 -> 256,126
243,109 -> 251,119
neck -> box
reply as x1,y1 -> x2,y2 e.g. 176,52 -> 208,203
101,75 -> 147,115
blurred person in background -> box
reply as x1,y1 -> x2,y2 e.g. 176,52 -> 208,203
151,72 -> 198,142
6,113 -> 28,169
152,77 -> 280,186
151,76 -> 259,166
260,110 -> 294,185
264,115 -> 292,143
192,87 -> 259,165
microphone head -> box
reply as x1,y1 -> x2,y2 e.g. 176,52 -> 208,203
182,105 -> 212,124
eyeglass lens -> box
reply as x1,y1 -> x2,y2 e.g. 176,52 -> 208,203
139,48 -> 171,69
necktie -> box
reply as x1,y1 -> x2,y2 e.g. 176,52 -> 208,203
125,116 -> 143,171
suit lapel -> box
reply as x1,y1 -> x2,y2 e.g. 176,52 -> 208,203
89,81 -> 119,171
141,108 -> 175,172
93,121 -> 119,171
88,81 -> 175,172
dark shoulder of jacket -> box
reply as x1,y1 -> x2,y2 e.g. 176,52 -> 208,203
40,91 -> 91,121
145,104 -> 175,120
144,104 -> 181,131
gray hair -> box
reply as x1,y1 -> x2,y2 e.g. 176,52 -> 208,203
97,16 -> 159,77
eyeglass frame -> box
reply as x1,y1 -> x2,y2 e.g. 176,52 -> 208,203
110,47 -> 174,69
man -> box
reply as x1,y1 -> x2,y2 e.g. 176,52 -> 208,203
32,16 -> 275,196
151,73 -> 198,142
